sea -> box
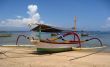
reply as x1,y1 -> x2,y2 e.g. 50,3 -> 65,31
0,31 -> 110,47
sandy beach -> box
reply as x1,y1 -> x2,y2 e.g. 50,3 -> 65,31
0,43 -> 110,67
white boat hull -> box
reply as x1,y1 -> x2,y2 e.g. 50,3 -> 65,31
30,40 -> 72,52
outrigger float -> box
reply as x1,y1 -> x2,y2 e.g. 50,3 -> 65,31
16,16 -> 103,53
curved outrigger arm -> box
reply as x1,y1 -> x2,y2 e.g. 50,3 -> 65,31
82,38 -> 103,46
16,35 -> 27,46
63,32 -> 81,47
16,35 -> 39,46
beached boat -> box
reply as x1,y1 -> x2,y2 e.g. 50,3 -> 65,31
16,16 -> 103,53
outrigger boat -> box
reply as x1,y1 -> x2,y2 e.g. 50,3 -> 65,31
0,34 -> 11,37
16,16 -> 103,53
80,30 -> 89,37
0,31 -> 12,37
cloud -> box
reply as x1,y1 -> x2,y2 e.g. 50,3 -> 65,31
101,17 -> 110,30
27,4 -> 38,16
27,4 -> 41,24
16,16 -> 22,18
107,17 -> 110,20
0,4 -> 42,29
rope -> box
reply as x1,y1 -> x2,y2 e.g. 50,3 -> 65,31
69,46 -> 106,61
0,49 -> 8,58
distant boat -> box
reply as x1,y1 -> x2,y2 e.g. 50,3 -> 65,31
80,30 -> 89,37
81,33 -> 89,36
0,31 -> 12,37
0,34 -> 12,37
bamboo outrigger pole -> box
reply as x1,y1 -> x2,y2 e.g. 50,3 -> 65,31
73,16 -> 77,32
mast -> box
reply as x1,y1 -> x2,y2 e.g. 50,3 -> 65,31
73,16 -> 77,32
38,24 -> 41,40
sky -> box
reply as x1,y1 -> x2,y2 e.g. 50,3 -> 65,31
0,0 -> 110,31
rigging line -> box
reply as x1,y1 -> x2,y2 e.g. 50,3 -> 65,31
69,46 -> 106,61
0,46 -> 36,59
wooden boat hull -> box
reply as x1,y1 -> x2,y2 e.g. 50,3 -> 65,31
37,47 -> 72,53
30,40 -> 73,52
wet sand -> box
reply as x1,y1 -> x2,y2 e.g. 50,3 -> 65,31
0,43 -> 110,67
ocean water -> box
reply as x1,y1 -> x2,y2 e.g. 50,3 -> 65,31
0,31 -> 31,45
0,31 -> 110,47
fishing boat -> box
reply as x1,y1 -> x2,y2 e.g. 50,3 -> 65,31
80,30 -> 89,37
81,33 -> 88,36
0,34 -> 11,37
16,24 -> 102,53
0,31 -> 12,37
16,16 -> 103,53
